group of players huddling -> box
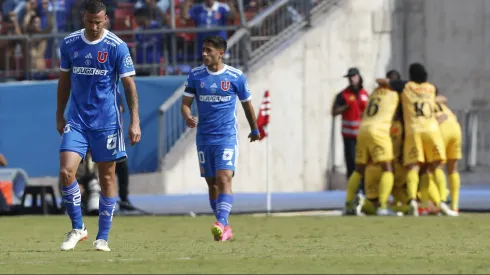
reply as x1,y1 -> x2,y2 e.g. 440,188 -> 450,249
56,0 -> 259,251
343,64 -> 462,217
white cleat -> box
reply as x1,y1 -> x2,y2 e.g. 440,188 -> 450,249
376,207 -> 397,216
408,200 -> 419,217
439,202 -> 459,217
93,239 -> 111,252
60,225 -> 88,251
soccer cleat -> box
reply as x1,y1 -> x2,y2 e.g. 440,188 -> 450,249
211,221 -> 225,241
439,202 -> 459,217
221,226 -> 233,241
60,225 -> 88,251
376,207 -> 397,216
93,239 -> 111,252
407,200 -> 419,217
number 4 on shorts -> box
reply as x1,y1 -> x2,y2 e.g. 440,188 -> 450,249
222,148 -> 234,161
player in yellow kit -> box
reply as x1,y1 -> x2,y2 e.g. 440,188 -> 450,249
376,63 -> 454,216
435,102 -> 462,212
344,70 -> 399,216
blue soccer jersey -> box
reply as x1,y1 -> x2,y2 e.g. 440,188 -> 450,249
59,29 -> 135,163
183,65 -> 252,146
60,29 -> 136,130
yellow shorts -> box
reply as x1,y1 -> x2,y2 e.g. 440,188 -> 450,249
356,126 -> 393,165
440,121 -> 462,160
403,129 -> 446,165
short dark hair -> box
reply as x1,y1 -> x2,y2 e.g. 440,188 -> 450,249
409,63 -> 428,83
202,35 -> 227,52
84,0 -> 106,14
386,69 -> 401,80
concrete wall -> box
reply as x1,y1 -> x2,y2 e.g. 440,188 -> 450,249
161,0 -> 399,194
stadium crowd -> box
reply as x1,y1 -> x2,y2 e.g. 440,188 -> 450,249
0,0 -> 274,81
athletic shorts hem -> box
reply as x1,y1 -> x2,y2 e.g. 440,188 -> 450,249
92,154 -> 127,163
60,149 -> 85,159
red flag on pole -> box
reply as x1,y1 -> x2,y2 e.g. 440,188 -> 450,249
257,90 -> 270,141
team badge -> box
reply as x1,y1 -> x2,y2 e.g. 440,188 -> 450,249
97,51 -> 108,63
124,54 -> 133,68
221,81 -> 230,91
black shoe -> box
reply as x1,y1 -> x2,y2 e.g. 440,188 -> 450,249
118,200 -> 137,211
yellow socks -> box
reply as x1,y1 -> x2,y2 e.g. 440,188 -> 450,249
448,172 -> 460,211
346,171 -> 363,202
434,168 -> 449,202
419,173 -> 430,208
378,171 -> 394,208
428,173 -> 441,205
406,169 -> 419,200
361,199 -> 377,215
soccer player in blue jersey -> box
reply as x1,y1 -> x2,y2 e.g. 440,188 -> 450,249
56,0 -> 141,252
181,35 -> 260,242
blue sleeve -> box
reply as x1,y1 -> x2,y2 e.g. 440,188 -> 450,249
59,43 -> 71,72
183,74 -> 196,97
116,43 -> 136,78
237,74 -> 252,102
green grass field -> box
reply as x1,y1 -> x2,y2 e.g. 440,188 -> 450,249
0,214 -> 490,274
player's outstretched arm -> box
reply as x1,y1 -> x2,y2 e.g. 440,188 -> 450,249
241,101 -> 260,142
121,76 -> 141,146
56,71 -> 71,135
181,96 -> 197,128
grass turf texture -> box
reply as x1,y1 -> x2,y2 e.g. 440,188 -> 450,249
0,214 -> 489,274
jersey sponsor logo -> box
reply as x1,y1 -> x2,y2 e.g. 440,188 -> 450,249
123,54 -> 134,68
199,95 -> 232,102
65,36 -> 80,44
97,51 -> 108,63
221,81 -> 230,91
72,67 -> 109,75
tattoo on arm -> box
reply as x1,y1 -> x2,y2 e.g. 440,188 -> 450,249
123,78 -> 140,123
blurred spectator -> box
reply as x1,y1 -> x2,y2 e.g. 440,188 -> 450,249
134,7 -> 164,76
23,0 -> 53,79
134,0 -> 167,25
181,0 -> 237,59
0,11 -> 22,80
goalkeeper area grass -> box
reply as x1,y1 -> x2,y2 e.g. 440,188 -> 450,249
0,214 -> 489,274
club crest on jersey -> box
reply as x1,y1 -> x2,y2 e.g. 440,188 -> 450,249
97,51 -> 108,63
221,81 -> 230,91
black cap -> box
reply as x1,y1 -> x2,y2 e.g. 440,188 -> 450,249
344,67 -> 360,77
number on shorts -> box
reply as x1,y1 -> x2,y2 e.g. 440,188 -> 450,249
413,101 -> 433,118
198,151 -> 205,164
434,102 -> 443,113
222,148 -> 234,161
366,98 -> 381,117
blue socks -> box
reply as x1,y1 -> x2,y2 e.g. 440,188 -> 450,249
210,199 -> 217,218
216,194 -> 233,226
61,181 -> 83,230
96,194 -> 117,241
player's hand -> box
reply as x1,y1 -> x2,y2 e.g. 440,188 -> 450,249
128,122 -> 141,146
185,116 -> 197,128
248,131 -> 260,142
56,115 -> 66,136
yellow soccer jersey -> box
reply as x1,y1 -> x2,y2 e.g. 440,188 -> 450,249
435,102 -> 457,124
391,81 -> 439,133
361,86 -> 399,129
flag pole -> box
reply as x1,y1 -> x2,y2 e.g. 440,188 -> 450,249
266,128 -> 271,215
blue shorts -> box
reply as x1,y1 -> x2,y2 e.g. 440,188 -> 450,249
197,145 -> 237,178
60,124 -> 127,163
